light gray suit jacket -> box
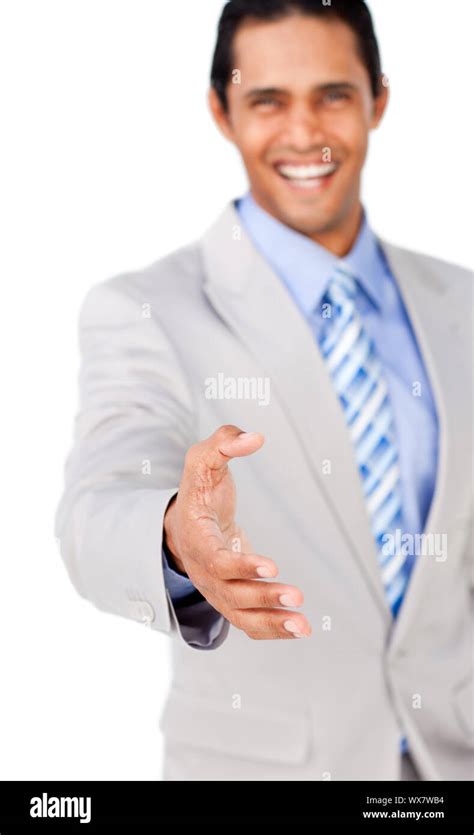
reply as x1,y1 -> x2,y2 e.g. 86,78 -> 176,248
55,202 -> 473,780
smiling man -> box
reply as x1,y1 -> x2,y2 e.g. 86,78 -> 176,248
56,0 -> 473,782
210,4 -> 385,253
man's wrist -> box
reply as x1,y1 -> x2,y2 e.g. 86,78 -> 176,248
163,495 -> 187,575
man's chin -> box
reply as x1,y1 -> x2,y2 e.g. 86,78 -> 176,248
249,185 -> 346,237
270,202 -> 339,238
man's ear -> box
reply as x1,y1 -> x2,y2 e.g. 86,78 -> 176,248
370,76 -> 389,129
208,87 -> 235,141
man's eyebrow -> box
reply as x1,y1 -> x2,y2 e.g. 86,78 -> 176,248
244,82 -> 358,99
317,82 -> 358,93
244,87 -> 287,99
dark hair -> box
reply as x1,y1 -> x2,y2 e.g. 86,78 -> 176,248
211,0 -> 382,110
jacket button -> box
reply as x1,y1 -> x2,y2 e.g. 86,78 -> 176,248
128,600 -> 155,625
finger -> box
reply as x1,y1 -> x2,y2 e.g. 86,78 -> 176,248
216,428 -> 265,460
204,547 -> 279,581
187,425 -> 264,474
222,579 -> 304,610
232,608 -> 312,640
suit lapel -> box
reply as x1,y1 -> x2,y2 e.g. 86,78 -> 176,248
200,203 -> 390,623
379,241 -> 471,646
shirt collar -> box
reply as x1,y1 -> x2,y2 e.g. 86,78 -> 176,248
236,191 -> 386,317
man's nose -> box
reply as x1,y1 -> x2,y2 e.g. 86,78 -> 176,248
279,104 -> 325,150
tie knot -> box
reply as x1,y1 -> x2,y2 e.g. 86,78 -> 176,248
326,266 -> 357,302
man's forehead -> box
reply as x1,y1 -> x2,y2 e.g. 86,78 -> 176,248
231,17 -> 366,83
232,13 -> 359,52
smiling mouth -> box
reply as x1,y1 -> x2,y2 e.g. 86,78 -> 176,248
274,161 -> 339,190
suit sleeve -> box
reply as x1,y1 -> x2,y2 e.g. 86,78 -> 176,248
54,278 -> 230,650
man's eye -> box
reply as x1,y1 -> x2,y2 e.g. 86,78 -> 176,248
253,97 -> 280,108
324,91 -> 350,105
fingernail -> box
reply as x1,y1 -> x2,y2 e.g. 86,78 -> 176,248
256,566 -> 272,578
284,619 -> 302,634
237,432 -> 261,441
279,593 -> 299,608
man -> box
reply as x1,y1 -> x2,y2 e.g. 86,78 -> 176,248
55,0 -> 473,781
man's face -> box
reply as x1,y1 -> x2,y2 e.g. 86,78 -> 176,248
209,14 -> 388,244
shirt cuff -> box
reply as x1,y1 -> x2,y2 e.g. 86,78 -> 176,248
162,548 -> 198,603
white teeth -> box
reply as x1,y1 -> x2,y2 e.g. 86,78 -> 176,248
277,162 -> 337,180
292,179 -> 322,189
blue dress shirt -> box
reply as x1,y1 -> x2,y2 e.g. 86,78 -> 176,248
163,192 -> 439,621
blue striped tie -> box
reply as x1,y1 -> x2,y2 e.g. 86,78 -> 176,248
318,266 -> 410,617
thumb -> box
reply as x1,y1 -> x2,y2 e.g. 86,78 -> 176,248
201,425 -> 265,469
218,428 -> 265,459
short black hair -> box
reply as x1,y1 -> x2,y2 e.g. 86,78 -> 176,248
211,0 -> 382,110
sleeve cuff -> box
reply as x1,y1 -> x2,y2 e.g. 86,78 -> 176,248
162,548 -> 199,602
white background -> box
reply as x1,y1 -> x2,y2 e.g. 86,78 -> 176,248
0,0 -> 472,779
